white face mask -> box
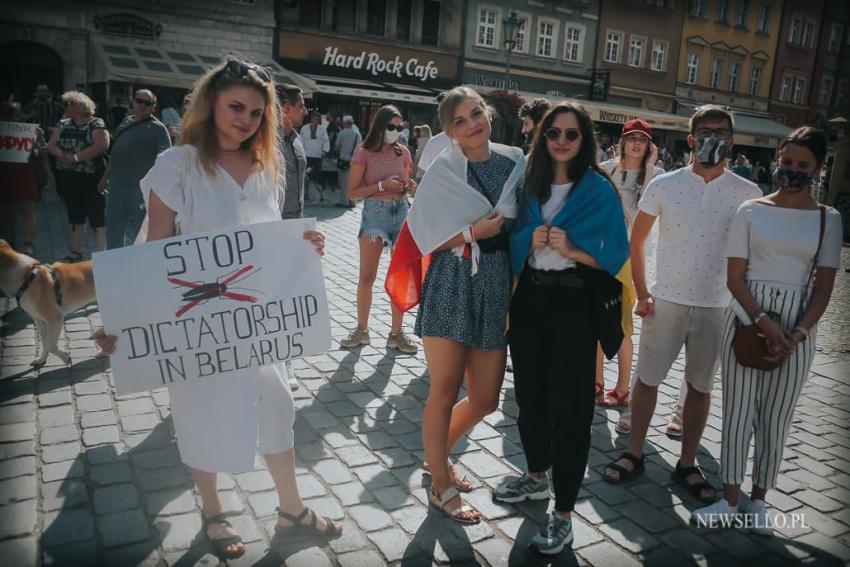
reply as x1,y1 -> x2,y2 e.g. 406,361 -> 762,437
385,129 -> 401,145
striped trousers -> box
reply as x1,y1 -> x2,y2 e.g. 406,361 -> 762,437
720,280 -> 816,489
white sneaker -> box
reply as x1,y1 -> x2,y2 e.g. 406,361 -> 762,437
691,498 -> 738,529
744,499 -> 774,536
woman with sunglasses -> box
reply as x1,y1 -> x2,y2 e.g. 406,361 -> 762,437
497,103 -> 634,554
93,59 -> 339,560
340,105 -> 419,353
46,90 -> 110,261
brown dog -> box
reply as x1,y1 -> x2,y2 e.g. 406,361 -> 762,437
0,240 -> 96,368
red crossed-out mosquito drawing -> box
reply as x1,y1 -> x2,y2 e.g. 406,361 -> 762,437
168,264 -> 263,317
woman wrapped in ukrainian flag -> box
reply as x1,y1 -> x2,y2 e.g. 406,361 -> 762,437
493,102 -> 635,556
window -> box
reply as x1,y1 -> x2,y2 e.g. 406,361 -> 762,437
332,0 -> 356,33
421,0 -> 440,46
757,4 -> 770,33
366,0 -> 386,36
837,80 -> 847,107
605,30 -> 622,63
691,0 -> 706,18
537,18 -> 558,58
717,0 -> 728,23
651,39 -> 668,72
628,35 -> 645,67
300,0 -> 322,28
736,0 -> 749,28
802,19 -> 814,48
729,61 -> 742,92
780,75 -> 792,101
396,0 -> 412,41
710,57 -> 723,89
793,77 -> 806,104
819,75 -> 834,105
829,23 -> 843,52
788,15 -> 802,45
476,7 -> 498,48
563,25 -> 584,63
748,65 -> 762,96
512,14 -> 529,53
686,52 -> 700,84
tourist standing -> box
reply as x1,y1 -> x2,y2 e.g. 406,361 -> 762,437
300,111 -> 329,203
334,115 -> 362,208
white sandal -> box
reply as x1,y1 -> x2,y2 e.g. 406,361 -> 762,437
423,461 -> 473,492
428,485 -> 480,524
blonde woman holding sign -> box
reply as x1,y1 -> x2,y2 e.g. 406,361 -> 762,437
92,59 -> 339,559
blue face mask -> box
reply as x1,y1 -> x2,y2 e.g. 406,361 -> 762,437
774,167 -> 814,192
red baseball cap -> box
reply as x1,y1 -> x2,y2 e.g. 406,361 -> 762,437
622,119 -> 653,140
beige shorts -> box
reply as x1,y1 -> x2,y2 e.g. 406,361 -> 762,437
635,298 -> 724,394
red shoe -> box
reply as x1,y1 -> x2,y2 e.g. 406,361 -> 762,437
599,389 -> 630,407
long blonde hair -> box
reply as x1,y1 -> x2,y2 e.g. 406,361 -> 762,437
180,60 -> 281,180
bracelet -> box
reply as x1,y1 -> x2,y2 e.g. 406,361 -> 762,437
793,325 -> 809,340
750,308 -> 766,323
637,293 -> 652,301
752,312 -> 768,325
462,226 -> 474,244
73,154 -> 80,163
377,181 -> 384,193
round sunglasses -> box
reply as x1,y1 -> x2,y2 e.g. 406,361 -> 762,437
544,127 -> 581,143
385,124 -> 404,131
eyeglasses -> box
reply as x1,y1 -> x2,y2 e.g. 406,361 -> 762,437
385,124 -> 403,131
134,98 -> 155,107
216,59 -> 271,86
544,128 -> 581,143
694,127 -> 731,139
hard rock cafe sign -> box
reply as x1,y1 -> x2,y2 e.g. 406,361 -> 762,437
95,13 -> 162,39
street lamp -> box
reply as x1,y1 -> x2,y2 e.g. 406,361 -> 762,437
502,11 -> 521,90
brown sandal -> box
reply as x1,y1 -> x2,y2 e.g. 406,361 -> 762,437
203,513 -> 245,559
428,485 -> 480,524
275,507 -> 342,538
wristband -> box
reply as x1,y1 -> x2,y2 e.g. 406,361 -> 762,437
462,226 -> 476,244
73,154 -> 80,163
793,326 -> 809,341
377,181 -> 384,192
752,311 -> 768,325
637,293 -> 652,301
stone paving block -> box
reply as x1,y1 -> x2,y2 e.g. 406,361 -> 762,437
76,394 -> 112,412
616,499 -> 681,533
660,527 -> 717,557
39,405 -> 75,427
131,446 -> 180,469
236,470 -> 276,492
42,459 -> 84,482
0,439 -> 35,460
248,490 -> 279,517
40,425 -> 79,445
90,461 -> 132,486
41,509 -> 96,546
374,447 -> 417,469
42,540 -> 98,567
227,514 -> 264,543
335,445 -> 380,467
99,509 -> 151,547
0,537 -> 38,567
94,483 -> 140,515
296,440 -> 332,462
73,379 -> 109,395
284,547 -> 334,567
0,474 -> 36,505
373,485 -> 415,510
145,488 -> 197,516
154,512 -> 202,552
121,412 -> 160,433
598,518 -> 661,554
80,410 -> 118,428
117,397 -> 155,416
313,458 -> 355,484
102,541 -> 161,567
348,503 -> 393,532
38,390 -> 73,407
586,480 -> 639,506
298,472 -> 327,499
579,541 -> 642,567
0,499 -> 37,537
328,521 -> 371,554
704,530 -> 766,559
0,421 -> 35,443
82,425 -> 120,446
322,428 -> 361,448
458,451 -> 512,478
352,464 -> 398,489
473,536 -> 512,566
303,496 -> 345,520
85,443 -> 125,465
793,489 -> 844,513
42,479 -> 88,511
367,527 -> 410,562
330,481 -> 374,507
0,402 -> 36,424
42,441 -> 82,464
461,488 -> 515,521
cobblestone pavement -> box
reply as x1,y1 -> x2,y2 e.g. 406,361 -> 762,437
1,191 -> 849,566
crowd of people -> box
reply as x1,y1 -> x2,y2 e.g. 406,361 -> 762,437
4,58 -> 843,559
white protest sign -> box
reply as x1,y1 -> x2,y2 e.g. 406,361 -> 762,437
0,121 -> 38,163
93,219 -> 331,395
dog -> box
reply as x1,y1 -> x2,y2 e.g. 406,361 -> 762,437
0,240 -> 96,368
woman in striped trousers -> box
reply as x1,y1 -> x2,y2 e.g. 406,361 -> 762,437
692,127 -> 843,535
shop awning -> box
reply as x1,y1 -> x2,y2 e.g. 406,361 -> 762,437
464,84 -> 690,133
676,101 -> 792,148
90,38 -> 316,94
307,74 -> 440,105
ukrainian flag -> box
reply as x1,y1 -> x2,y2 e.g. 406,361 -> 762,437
510,168 -> 636,342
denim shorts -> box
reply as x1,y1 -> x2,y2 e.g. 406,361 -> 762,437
359,198 -> 409,246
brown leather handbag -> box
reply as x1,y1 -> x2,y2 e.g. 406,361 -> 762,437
732,205 -> 825,371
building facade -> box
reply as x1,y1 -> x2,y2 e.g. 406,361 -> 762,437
276,0 -> 464,129
807,3 -> 850,127
462,0 -> 600,100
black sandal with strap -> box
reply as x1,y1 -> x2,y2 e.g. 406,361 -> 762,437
202,513 -> 245,559
275,507 -> 342,538
603,451 -> 645,484
672,461 -> 716,504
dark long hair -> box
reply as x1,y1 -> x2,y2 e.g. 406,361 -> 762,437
779,126 -> 828,164
362,104 -> 404,155
522,102 -> 611,205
